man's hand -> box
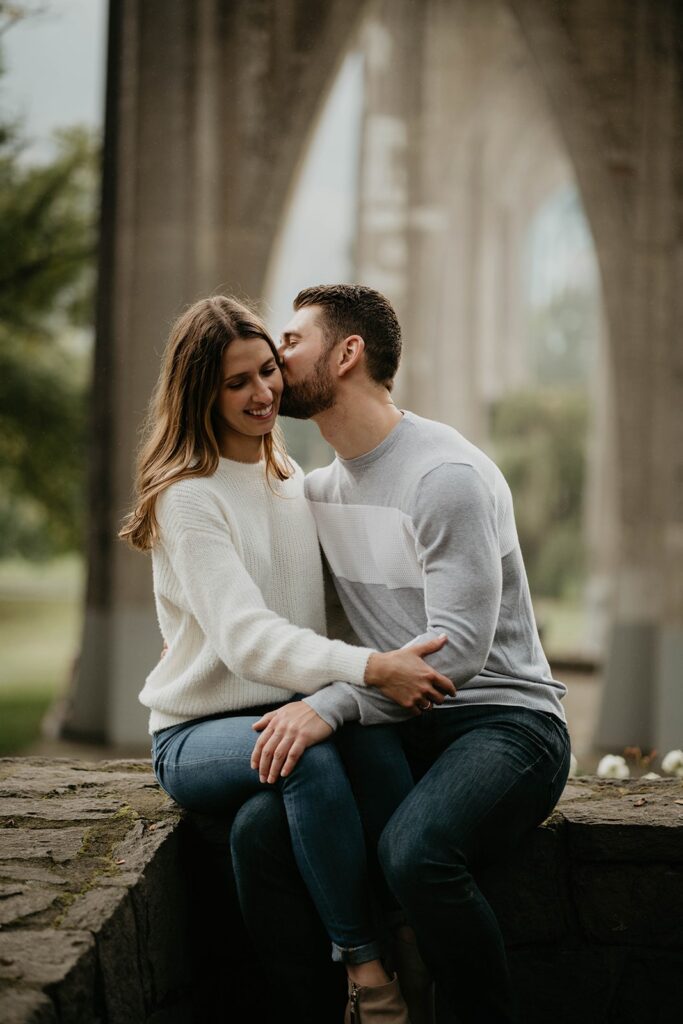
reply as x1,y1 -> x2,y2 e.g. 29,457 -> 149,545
364,635 -> 456,711
251,701 -> 333,783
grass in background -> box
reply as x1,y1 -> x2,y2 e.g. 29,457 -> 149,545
534,597 -> 587,660
0,556 -> 83,755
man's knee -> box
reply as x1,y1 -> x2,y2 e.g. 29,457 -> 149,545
378,812 -> 423,899
378,811 -> 468,904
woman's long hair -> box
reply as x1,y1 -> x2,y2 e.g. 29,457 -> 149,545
119,295 -> 293,552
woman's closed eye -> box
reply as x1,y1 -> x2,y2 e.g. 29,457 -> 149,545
226,366 -> 278,389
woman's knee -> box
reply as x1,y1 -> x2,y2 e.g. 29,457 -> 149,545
287,737 -> 343,781
280,740 -> 357,811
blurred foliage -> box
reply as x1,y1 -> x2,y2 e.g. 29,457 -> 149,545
0,103 -> 98,558
0,688 -> 54,755
280,418 -> 334,473
0,557 -> 83,752
489,390 -> 588,599
528,288 -> 598,388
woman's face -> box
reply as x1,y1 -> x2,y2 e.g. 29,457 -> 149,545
215,337 -> 284,448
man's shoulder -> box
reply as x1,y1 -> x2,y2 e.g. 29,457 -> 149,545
402,412 -> 503,487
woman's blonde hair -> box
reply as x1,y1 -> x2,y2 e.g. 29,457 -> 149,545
119,295 -> 293,551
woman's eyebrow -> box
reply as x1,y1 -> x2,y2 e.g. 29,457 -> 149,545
223,358 -> 276,383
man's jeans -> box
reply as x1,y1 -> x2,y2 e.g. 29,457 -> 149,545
233,703 -> 570,1024
151,707 -> 382,965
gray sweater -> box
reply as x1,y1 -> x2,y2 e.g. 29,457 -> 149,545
304,411 -> 567,728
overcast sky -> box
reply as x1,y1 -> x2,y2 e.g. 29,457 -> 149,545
2,0 -> 107,161
1,0 -> 356,330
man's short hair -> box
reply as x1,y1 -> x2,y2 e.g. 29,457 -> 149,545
293,284 -> 402,390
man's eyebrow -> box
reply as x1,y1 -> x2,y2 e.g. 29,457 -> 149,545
280,330 -> 301,343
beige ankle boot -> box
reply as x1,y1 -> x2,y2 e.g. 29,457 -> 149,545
344,973 -> 411,1023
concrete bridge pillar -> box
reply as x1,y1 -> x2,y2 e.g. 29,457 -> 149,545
63,0 -> 366,744
356,0 -> 576,445
510,0 -> 683,751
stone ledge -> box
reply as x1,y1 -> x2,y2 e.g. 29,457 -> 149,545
0,758 -> 190,1024
0,761 -> 682,1022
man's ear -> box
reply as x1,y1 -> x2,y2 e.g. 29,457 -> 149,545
336,335 -> 365,377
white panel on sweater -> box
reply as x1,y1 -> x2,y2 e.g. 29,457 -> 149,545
309,501 -> 423,589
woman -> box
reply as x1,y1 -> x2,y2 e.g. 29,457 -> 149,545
119,295 -> 451,1023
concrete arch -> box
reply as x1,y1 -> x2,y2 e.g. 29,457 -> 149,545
65,0 -> 682,751
508,0 -> 683,749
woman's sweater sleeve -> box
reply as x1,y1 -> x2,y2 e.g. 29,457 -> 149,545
157,486 -> 373,695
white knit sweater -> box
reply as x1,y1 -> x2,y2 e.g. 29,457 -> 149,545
138,457 -> 373,734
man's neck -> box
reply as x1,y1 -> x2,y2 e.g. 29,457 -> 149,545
313,391 -> 403,460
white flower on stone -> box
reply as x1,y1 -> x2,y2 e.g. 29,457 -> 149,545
661,750 -> 683,777
641,771 -> 661,781
597,754 -> 630,779
568,753 -> 578,778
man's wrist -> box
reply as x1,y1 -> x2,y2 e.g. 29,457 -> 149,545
304,686 -> 360,729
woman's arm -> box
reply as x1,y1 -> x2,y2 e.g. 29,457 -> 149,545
251,634 -> 451,783
159,484 -> 370,693
159,484 -> 455,700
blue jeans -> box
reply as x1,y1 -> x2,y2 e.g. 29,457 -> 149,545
336,704 -> 571,1023
361,705 -> 569,1023
151,705 -> 382,965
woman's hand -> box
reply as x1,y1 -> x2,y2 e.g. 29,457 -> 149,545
251,702 -> 333,783
364,635 -> 456,710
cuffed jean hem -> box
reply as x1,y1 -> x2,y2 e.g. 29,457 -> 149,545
331,939 -> 383,965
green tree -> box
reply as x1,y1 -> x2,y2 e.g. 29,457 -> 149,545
0,101 -> 98,557
489,390 -> 588,599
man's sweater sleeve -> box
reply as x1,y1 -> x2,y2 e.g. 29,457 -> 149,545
304,462 -> 502,728
158,487 -> 373,694
304,682 -> 414,728
408,462 -> 502,681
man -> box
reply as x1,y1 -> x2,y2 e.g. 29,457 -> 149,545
238,284 -> 570,1024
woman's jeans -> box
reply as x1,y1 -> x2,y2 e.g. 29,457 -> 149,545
335,703 -> 572,1024
151,706 -> 382,965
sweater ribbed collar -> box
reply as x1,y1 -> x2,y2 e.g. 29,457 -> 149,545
215,456 -> 268,481
336,410 -> 411,470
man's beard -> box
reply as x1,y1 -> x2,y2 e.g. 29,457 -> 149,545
279,356 -> 336,419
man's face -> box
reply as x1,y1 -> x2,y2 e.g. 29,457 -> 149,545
278,305 -> 337,419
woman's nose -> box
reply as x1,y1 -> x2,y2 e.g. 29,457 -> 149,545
252,378 -> 272,401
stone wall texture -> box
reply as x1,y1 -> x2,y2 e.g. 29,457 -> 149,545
1,759 -> 682,1022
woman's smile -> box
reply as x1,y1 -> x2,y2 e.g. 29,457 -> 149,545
244,402 -> 275,419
